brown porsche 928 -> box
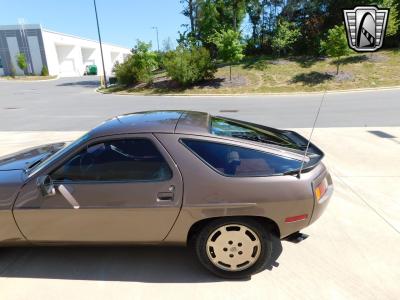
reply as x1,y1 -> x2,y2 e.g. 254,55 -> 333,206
0,111 -> 333,278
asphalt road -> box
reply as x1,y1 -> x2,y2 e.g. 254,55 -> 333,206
0,76 -> 399,131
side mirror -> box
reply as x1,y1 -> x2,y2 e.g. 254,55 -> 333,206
37,175 -> 56,197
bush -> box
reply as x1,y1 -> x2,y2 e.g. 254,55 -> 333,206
163,47 -> 216,86
16,53 -> 27,72
10,63 -> 16,78
114,41 -> 158,85
41,65 -> 49,76
154,51 -> 166,70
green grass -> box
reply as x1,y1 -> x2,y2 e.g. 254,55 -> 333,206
100,49 -> 400,95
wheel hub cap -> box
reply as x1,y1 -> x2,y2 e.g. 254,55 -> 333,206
206,224 -> 261,272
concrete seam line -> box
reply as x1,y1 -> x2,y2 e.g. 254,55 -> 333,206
335,175 -> 400,235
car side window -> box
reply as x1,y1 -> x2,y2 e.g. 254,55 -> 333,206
51,138 -> 172,182
181,139 -> 301,177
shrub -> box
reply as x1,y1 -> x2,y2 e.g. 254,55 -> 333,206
41,65 -> 49,76
163,47 -> 216,86
16,53 -> 28,72
114,41 -> 158,85
10,63 -> 16,78
154,51 -> 166,70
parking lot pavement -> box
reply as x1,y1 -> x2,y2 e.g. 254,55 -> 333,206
0,127 -> 399,300
1,77 -> 400,130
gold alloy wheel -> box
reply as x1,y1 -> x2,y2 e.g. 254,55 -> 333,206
206,224 -> 262,272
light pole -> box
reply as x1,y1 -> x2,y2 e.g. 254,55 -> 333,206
152,26 -> 160,52
93,0 -> 107,88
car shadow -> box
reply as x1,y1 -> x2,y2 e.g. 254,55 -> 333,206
57,80 -> 100,88
0,240 -> 282,283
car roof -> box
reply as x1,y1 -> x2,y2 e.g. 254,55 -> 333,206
88,110 -> 309,162
90,110 -> 211,138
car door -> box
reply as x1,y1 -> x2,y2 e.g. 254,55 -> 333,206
13,134 -> 183,243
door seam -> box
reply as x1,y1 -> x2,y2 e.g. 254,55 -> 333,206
152,133 -> 185,241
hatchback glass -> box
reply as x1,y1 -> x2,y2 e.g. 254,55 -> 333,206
182,139 -> 302,176
211,117 -> 303,150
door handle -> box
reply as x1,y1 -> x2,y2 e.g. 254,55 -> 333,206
58,184 -> 80,209
157,192 -> 174,202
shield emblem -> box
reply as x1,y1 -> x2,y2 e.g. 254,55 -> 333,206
343,6 -> 389,52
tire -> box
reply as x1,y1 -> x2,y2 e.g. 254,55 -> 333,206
193,217 -> 273,279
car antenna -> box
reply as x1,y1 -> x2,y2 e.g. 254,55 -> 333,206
297,91 -> 327,179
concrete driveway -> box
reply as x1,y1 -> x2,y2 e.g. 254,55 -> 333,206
0,127 -> 399,300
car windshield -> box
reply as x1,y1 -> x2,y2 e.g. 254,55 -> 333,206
28,133 -> 91,177
211,117 -> 303,150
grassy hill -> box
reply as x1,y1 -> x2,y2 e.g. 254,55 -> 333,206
101,49 -> 400,95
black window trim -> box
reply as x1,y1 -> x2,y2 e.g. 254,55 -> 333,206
179,138 -> 301,178
50,136 -> 174,184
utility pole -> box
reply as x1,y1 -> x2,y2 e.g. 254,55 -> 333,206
93,0 -> 107,88
152,26 -> 160,52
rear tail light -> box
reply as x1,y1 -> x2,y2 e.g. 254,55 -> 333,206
314,178 -> 328,202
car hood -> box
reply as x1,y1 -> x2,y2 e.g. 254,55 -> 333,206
0,142 -> 66,171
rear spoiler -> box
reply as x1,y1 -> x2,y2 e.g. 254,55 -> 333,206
218,117 -> 324,172
279,130 -> 324,172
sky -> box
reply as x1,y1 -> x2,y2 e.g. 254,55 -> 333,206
0,0 -> 187,50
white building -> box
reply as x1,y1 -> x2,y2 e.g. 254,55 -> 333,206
0,24 -> 131,77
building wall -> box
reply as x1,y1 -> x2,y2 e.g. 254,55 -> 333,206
0,24 -> 130,77
42,29 -> 130,77
0,25 -> 47,76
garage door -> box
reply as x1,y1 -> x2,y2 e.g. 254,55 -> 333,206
59,59 -> 76,76
55,44 -> 79,77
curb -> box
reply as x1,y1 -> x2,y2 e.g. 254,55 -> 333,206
0,75 -> 60,83
96,85 -> 400,97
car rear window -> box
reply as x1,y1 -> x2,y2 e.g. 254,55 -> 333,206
181,139 -> 301,177
211,117 -> 303,150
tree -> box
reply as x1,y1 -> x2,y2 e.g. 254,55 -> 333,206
382,0 -> 399,37
181,0 -> 199,34
114,41 -> 158,85
321,25 -> 351,74
246,0 -> 263,43
197,0 -> 222,44
180,0 -> 248,48
281,0 -> 325,54
212,29 -> 244,80
231,0 -> 246,31
271,19 -> 300,56
16,53 -> 27,73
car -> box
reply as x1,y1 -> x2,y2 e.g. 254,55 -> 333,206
0,110 -> 333,278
